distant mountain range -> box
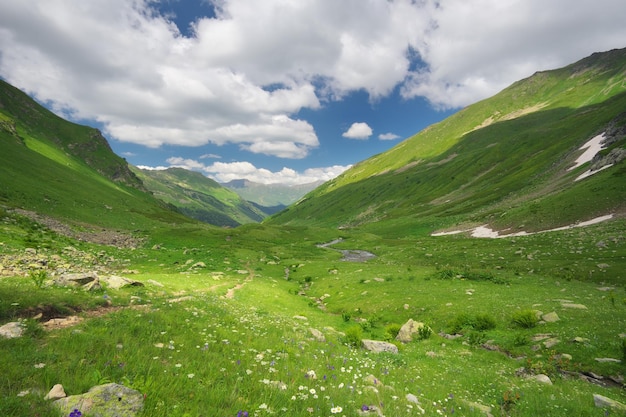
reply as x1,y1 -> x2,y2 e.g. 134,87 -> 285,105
222,179 -> 324,207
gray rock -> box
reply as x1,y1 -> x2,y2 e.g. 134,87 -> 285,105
101,275 -> 144,289
541,312 -> 560,322
595,357 -> 622,363
361,339 -> 398,354
147,279 -> 164,287
396,319 -> 427,343
53,383 -> 143,417
593,394 -> 626,411
561,303 -> 587,310
55,272 -> 98,287
44,384 -> 66,400
0,321 -> 24,338
531,374 -> 552,385
543,338 -> 560,348
406,393 -> 420,404
309,328 -> 325,342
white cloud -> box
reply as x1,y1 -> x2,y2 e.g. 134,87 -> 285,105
141,158 -> 351,185
379,133 -> 401,141
342,122 -> 373,140
0,0 -> 624,157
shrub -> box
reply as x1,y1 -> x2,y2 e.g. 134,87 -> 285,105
341,312 -> 351,322
416,324 -> 433,340
384,323 -> 402,341
511,309 -> 538,328
343,326 -> 363,348
449,313 -> 497,333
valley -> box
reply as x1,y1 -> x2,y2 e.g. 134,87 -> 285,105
0,48 -> 625,416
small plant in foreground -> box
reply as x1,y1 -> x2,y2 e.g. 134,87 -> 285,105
384,323 -> 401,341
499,390 -> 521,412
511,309 -> 539,328
29,269 -> 48,289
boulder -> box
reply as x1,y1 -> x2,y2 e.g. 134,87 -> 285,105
531,374 -> 553,385
361,339 -> 398,354
55,272 -> 98,288
396,319 -> 427,343
593,394 -> 626,411
561,303 -> 587,310
100,275 -> 144,290
0,321 -> 24,338
53,383 -> 143,417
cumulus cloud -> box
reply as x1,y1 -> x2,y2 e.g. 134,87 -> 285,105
143,158 -> 351,185
379,133 -> 401,141
0,0 -> 624,156
342,122 -> 373,140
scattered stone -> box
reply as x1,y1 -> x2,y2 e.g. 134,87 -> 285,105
597,286 -> 615,291
361,339 -> 398,354
597,263 -> 610,269
593,394 -> 626,412
572,337 -> 590,343
293,315 -> 308,321
406,393 -> 420,404
191,262 -> 206,269
44,384 -> 66,400
373,277 -> 385,282
309,328 -> 325,342
0,321 -> 24,338
531,374 -> 553,385
55,272 -> 99,287
543,338 -> 560,349
53,383 -> 143,417
531,333 -> 552,342
541,312 -> 560,322
396,319 -> 427,343
561,303 -> 588,310
403,304 -> 409,310
595,358 -> 622,363
168,296 -> 193,303
146,279 -> 164,287
559,353 -> 573,361
439,332 -> 462,340
43,316 -> 82,330
100,275 -> 144,290
462,400 -> 493,417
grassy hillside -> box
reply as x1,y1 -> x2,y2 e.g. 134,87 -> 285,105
268,48 -> 626,235
223,179 -> 323,207
0,80 -> 198,234
133,167 -> 268,227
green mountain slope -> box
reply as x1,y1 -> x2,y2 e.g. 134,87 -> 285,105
0,80 -> 196,234
268,48 -> 626,235
133,167 -> 268,227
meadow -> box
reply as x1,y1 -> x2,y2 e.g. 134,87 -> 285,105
1,211 -> 625,416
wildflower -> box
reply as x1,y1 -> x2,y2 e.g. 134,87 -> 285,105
237,411 -> 249,417
259,403 -> 268,409
34,363 -> 46,369
330,406 -> 343,413
361,404 -> 370,411
69,409 -> 82,417
187,373 -> 195,379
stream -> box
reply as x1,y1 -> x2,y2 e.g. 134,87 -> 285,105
317,238 -> 376,262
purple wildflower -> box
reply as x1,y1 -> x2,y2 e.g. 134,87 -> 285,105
69,410 -> 82,417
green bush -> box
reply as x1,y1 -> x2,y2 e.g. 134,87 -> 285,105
417,324 -> 433,340
511,309 -> 539,328
449,313 -> 497,333
384,323 -> 402,341
343,325 -> 363,348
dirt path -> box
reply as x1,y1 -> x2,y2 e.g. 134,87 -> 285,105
224,263 -> 255,299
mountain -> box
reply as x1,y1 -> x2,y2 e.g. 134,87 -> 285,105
268,48 -> 626,235
133,167 -> 268,227
223,179 -> 324,206
0,79 -> 197,234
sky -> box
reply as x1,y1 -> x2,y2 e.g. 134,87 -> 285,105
0,1 -> 625,185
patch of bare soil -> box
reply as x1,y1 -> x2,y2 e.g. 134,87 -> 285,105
13,209 -> 144,248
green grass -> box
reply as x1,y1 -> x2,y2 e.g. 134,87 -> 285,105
2,216 -> 625,417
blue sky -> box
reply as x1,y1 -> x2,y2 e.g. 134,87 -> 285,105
0,1 -> 625,184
